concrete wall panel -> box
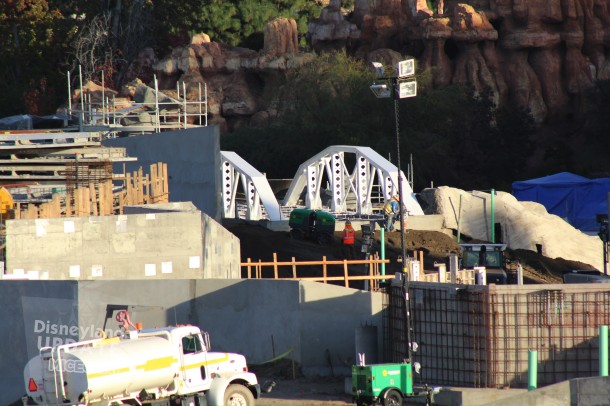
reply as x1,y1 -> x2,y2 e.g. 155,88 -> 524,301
202,214 -> 241,279
6,212 -> 206,279
5,211 -> 241,280
104,126 -> 221,220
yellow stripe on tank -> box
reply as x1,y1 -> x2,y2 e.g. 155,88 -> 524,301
88,356 -> 178,379
182,353 -> 230,371
88,367 -> 130,379
136,356 -> 178,372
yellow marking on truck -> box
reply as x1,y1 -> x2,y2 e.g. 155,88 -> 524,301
88,356 -> 177,379
182,353 -> 230,371
95,337 -> 121,346
88,367 -> 130,379
136,356 -> 178,372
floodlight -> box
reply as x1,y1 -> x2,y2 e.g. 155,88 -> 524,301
396,80 -> 417,99
370,84 -> 391,98
397,59 -> 415,78
371,62 -> 385,78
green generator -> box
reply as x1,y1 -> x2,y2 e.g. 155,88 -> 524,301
288,208 -> 335,245
352,363 -> 438,406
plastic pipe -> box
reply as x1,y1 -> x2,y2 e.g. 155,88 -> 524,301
380,227 -> 386,276
600,326 -> 608,376
491,188 -> 495,243
528,350 -> 537,391
456,194 -> 462,243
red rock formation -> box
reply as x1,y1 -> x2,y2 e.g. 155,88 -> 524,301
311,0 -> 608,123
143,0 -> 610,130
263,17 -> 299,56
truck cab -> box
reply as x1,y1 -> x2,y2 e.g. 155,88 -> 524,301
140,325 -> 242,394
459,243 -> 508,284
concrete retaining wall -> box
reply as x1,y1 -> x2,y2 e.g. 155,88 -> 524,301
1,279 -> 383,405
4,209 -> 240,280
104,126 -> 221,220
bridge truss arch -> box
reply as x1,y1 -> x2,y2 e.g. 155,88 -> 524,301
281,145 -> 423,216
220,146 -> 424,221
220,151 -> 283,221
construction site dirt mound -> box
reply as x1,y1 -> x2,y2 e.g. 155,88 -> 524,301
227,222 -> 591,284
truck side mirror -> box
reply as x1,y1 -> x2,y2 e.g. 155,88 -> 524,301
202,331 -> 211,351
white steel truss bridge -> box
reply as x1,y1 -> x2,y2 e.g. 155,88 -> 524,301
221,145 -> 423,221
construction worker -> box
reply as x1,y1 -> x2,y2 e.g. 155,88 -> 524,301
383,196 -> 400,232
342,220 -> 356,260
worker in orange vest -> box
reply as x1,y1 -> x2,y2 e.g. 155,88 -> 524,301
342,220 -> 356,260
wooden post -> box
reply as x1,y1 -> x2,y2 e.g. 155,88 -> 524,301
291,257 -> 297,279
83,187 -> 91,216
126,173 -> 132,206
322,256 -> 328,284
74,188 -> 80,216
144,174 -> 150,204
65,193 -> 72,217
106,181 -> 113,214
151,163 -> 158,203
138,167 -> 144,204
51,194 -> 61,218
322,257 -> 328,283
257,260 -> 262,278
39,203 -> 48,219
162,163 -> 169,202
118,190 -> 124,214
273,253 -> 279,279
98,183 -> 106,215
89,181 -> 98,216
27,204 -> 37,219
246,258 -> 252,279
369,256 -> 375,291
343,260 -> 349,288
419,250 -> 424,272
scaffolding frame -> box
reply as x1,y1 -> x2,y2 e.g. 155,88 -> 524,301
68,69 -> 208,138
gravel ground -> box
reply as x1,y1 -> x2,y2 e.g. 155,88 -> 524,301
256,376 -> 352,405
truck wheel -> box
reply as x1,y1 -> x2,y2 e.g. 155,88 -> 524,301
382,389 -> 403,406
224,384 -> 255,406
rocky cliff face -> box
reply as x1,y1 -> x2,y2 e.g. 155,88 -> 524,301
140,0 -> 607,131
311,0 -> 605,123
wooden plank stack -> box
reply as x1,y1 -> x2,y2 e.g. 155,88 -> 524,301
12,162 -> 169,219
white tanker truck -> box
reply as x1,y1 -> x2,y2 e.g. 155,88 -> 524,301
23,325 -> 260,406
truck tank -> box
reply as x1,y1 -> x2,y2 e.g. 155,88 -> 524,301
25,334 -> 179,404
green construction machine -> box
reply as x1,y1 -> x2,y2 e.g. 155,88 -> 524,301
351,363 -> 437,406
288,208 -> 335,245
351,276 -> 440,405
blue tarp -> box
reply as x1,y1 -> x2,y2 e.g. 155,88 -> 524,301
512,172 -> 610,232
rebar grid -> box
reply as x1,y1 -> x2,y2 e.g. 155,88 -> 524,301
64,161 -> 113,191
385,285 -> 610,388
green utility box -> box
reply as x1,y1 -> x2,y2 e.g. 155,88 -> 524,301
288,208 -> 335,245
352,363 -> 413,406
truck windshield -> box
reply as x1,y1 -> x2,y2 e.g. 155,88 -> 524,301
463,251 -> 502,268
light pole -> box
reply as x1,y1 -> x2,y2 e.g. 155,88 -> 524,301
371,59 -> 417,363
370,59 -> 417,271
